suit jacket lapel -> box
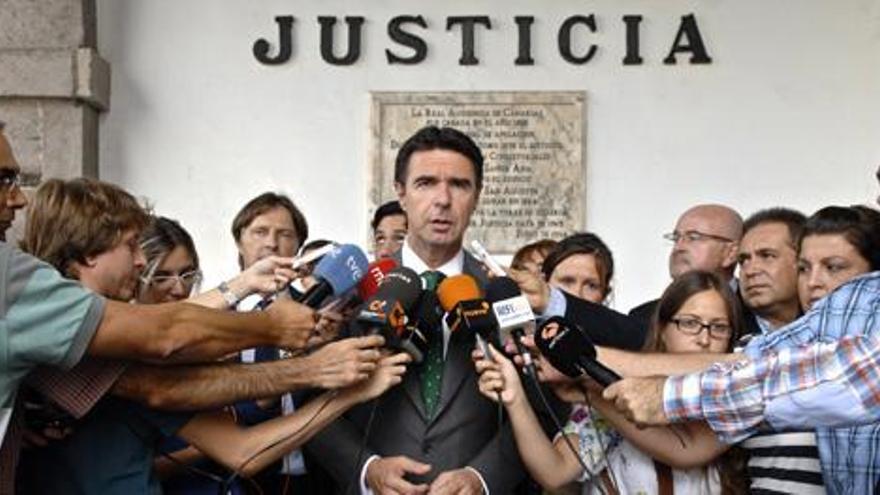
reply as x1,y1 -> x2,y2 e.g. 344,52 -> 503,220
429,328 -> 472,424
395,248 -> 488,424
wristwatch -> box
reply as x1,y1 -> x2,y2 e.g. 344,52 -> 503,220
217,281 -> 239,308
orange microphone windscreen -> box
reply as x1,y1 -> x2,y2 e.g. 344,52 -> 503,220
436,274 -> 482,312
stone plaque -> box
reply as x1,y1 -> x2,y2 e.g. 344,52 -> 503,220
369,91 -> 586,254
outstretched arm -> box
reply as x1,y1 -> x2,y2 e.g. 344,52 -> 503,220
604,336 -> 880,443
178,353 -> 410,477
88,298 -> 316,363
474,346 -> 583,490
113,336 -> 385,410
587,389 -> 728,469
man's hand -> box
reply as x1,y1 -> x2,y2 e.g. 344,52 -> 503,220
307,308 -> 344,347
240,255 -> 298,296
265,298 -> 318,349
366,455 -> 431,495
304,335 -> 385,389
602,376 -> 670,426
428,468 -> 483,495
348,352 -> 411,402
508,268 -> 551,314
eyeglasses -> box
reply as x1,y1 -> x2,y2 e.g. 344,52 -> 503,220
671,316 -> 732,340
0,170 -> 21,191
143,270 -> 203,290
663,230 -> 734,244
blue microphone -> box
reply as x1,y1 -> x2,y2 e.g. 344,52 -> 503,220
299,244 -> 369,308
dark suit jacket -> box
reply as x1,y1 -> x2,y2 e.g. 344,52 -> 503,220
627,298 -> 658,333
562,292 -> 647,351
306,250 -> 528,493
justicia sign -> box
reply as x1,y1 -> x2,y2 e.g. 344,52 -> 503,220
252,13 -> 713,67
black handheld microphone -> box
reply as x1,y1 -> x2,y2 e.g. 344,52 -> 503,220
404,289 -> 443,363
355,266 -> 425,362
299,244 -> 369,308
534,316 -> 621,387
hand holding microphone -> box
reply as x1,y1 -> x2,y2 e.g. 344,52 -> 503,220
298,244 -> 370,308
485,276 -> 538,378
355,266 -> 427,363
472,344 -> 524,407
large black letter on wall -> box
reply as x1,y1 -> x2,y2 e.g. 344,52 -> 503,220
319,16 -> 365,65
446,16 -> 492,65
622,15 -> 643,65
514,16 -> 535,65
387,15 -> 428,64
253,16 -> 294,65
558,15 -> 597,65
663,14 -> 712,65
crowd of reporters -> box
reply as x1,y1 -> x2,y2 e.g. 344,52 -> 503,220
1,120 -> 879,495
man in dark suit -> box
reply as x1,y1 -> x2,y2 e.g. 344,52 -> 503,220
629,204 -> 745,329
307,126 -> 524,494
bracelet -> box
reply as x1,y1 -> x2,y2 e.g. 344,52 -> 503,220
217,281 -> 240,308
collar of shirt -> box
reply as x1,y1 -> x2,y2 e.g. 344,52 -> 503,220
401,238 -> 465,278
401,238 -> 465,357
754,315 -> 773,334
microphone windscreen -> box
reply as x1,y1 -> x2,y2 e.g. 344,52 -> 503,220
534,316 -> 593,378
436,274 -> 482,312
357,258 -> 398,300
373,266 -> 423,312
312,244 -> 369,296
485,276 -> 522,303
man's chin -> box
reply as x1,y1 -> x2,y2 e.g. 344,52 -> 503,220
425,232 -> 463,249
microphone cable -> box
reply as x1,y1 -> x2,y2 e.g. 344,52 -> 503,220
580,383 -> 621,494
523,369 -> 619,495
220,389 -> 338,494
343,396 -> 381,495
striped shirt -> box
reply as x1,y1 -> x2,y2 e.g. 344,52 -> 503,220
742,432 -> 825,494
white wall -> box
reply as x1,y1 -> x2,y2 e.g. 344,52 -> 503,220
96,0 -> 880,311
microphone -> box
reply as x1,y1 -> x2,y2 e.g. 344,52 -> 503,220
485,276 -> 538,377
407,287 -> 443,354
534,316 -> 621,387
299,244 -> 369,308
356,258 -> 398,301
356,266 -> 425,362
469,240 -> 507,276
436,275 -> 498,353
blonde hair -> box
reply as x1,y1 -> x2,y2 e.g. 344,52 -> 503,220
21,178 -> 150,276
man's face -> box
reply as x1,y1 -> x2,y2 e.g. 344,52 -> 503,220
0,131 -> 29,241
78,229 -> 146,301
737,222 -> 799,320
237,206 -> 300,270
373,213 -> 407,259
395,149 -> 479,258
668,210 -> 737,278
